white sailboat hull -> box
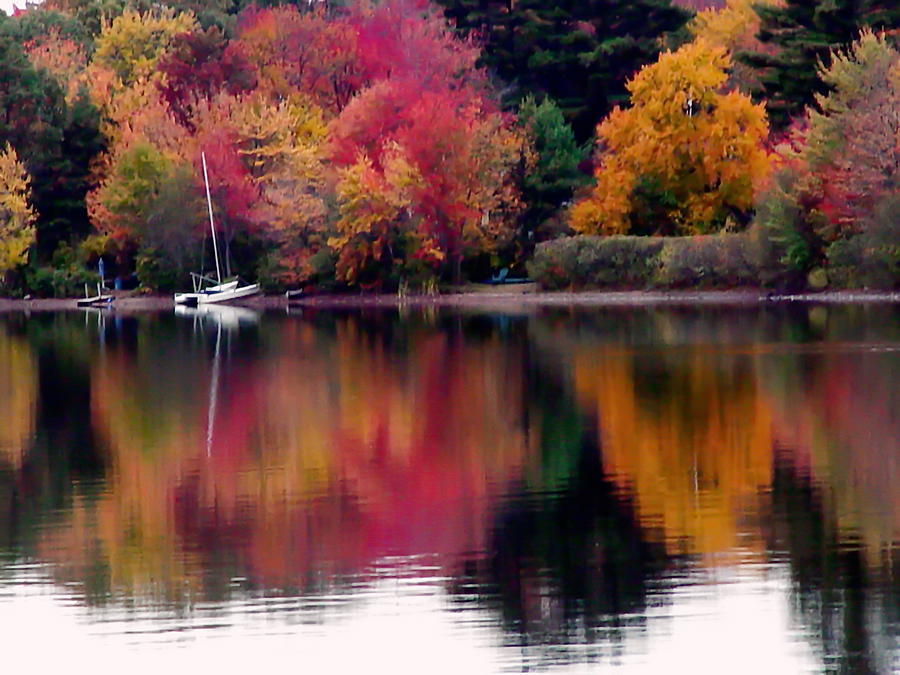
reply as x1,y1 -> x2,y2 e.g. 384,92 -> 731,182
174,281 -> 260,306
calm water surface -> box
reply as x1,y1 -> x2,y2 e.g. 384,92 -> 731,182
0,304 -> 898,674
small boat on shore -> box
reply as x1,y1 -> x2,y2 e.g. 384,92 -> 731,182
174,151 -> 260,307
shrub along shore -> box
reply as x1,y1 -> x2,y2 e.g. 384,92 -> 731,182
527,227 -> 898,292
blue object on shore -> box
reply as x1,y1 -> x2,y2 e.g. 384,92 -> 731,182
486,268 -> 531,285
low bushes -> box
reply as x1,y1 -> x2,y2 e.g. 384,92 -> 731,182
525,236 -> 664,289
528,233 -> 767,289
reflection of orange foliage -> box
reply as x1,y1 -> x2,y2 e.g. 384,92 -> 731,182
574,350 -> 773,562
40,319 -> 533,599
0,328 -> 36,471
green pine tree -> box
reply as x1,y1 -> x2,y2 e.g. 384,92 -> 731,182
516,96 -> 589,233
436,0 -> 691,142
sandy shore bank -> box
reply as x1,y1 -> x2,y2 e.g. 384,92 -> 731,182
1,288 -> 898,313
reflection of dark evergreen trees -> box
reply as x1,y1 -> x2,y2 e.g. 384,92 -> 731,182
450,360 -> 672,667
0,315 -> 107,561
770,457 -> 900,675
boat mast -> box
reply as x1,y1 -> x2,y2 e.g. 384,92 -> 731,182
201,151 -> 222,285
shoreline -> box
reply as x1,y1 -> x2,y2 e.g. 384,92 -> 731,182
1,288 -> 898,313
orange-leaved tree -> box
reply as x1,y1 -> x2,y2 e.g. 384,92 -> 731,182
571,39 -> 772,236
22,27 -> 90,103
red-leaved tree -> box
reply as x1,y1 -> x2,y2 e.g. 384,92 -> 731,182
156,27 -> 258,129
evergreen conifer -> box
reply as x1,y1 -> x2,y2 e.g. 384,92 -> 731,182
436,0 -> 691,141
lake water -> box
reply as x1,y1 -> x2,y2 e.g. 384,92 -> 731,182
0,303 -> 898,674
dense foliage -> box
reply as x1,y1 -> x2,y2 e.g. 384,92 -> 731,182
756,30 -> 899,287
0,0 -> 896,293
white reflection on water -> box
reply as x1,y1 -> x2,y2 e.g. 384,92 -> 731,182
0,560 -> 820,674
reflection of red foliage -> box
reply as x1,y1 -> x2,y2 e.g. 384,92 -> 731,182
166,327 -> 525,590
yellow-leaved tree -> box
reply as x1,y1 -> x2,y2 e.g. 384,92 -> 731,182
88,8 -> 198,147
228,92 -> 332,284
92,8 -> 198,88
689,0 -> 781,92
330,145 -> 427,285
571,39 -> 772,236
0,144 -> 37,280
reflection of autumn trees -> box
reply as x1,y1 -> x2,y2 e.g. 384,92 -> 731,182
40,316 -> 536,600
7,306 -> 897,670
769,459 -> 900,675
573,348 -> 773,561
0,325 -> 36,472
0,324 -> 37,550
763,351 -> 900,567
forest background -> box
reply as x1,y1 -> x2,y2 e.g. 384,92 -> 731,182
0,0 -> 897,296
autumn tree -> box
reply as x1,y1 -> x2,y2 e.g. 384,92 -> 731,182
349,0 -> 485,96
436,0 -> 691,141
92,7 -> 198,87
689,0 -> 780,92
755,31 -> 899,285
88,139 -> 175,253
228,93 -> 330,285
22,27 -> 90,102
0,144 -> 37,279
194,127 -> 264,278
802,30 -> 899,232
135,163 -> 206,290
330,145 -> 426,286
329,80 -> 524,284
156,26 -> 257,128
571,39 -> 772,236
235,5 -> 364,114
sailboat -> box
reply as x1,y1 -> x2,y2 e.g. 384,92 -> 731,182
174,152 -> 261,307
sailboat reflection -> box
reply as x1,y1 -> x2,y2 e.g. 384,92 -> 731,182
175,303 -> 260,457
174,303 -> 260,329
